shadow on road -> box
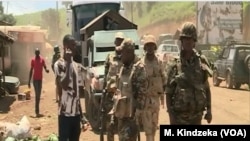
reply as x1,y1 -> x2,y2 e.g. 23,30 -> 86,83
0,95 -> 16,113
218,85 -> 250,92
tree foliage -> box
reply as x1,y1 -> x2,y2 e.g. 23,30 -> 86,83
61,1 -> 72,9
0,1 -> 16,25
41,8 -> 61,42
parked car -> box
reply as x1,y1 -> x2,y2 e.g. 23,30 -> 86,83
157,43 -> 180,57
213,41 -> 250,89
157,44 -> 180,68
0,71 -> 20,94
157,33 -> 174,45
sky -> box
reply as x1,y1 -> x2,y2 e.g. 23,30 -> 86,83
3,0 -> 65,15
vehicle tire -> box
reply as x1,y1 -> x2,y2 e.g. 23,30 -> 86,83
226,71 -> 233,89
88,88 -> 101,131
213,69 -> 221,86
0,87 -> 5,98
234,82 -> 241,89
84,89 -> 90,118
244,55 -> 250,71
89,99 -> 101,131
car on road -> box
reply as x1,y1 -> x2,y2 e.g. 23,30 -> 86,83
156,43 -> 180,67
213,41 -> 250,89
0,71 -> 20,94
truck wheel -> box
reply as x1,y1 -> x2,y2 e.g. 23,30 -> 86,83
226,72 -> 233,89
244,55 -> 250,71
213,69 -> 221,86
84,89 -> 90,118
234,83 -> 241,89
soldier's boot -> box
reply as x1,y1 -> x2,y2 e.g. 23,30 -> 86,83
107,130 -> 114,141
146,135 -> 154,141
107,134 -> 114,141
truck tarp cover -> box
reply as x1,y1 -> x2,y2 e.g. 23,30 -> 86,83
197,1 -> 243,45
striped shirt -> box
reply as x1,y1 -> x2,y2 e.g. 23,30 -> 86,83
54,57 -> 86,117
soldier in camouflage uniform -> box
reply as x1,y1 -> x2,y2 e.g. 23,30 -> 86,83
109,38 -> 148,141
51,45 -> 61,103
104,32 -> 125,141
135,34 -> 165,141
164,22 -> 212,125
52,45 -> 61,73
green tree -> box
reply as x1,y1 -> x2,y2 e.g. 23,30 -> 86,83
0,1 -> 16,25
136,2 -> 143,18
61,1 -> 72,9
41,8 -> 61,42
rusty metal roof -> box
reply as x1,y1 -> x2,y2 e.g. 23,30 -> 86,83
0,20 -> 12,26
0,30 -> 14,43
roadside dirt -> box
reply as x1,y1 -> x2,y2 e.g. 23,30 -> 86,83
137,17 -> 196,38
0,71 -> 249,140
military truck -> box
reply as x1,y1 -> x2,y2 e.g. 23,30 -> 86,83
68,1 -> 142,131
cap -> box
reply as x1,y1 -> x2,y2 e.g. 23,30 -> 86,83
115,32 -> 125,39
120,38 -> 135,50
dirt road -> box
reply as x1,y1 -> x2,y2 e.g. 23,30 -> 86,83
0,72 -> 249,141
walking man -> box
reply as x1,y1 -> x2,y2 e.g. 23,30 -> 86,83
54,34 -> 90,141
104,32 -> 124,141
28,48 -> 49,117
164,22 -> 212,125
135,34 -> 165,141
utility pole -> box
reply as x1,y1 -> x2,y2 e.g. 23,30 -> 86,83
131,2 -> 133,23
56,0 -> 59,44
6,1 -> 9,14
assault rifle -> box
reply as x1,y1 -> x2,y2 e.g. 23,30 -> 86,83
194,49 -> 213,77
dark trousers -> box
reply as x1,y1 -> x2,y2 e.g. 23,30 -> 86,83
33,80 -> 42,115
58,115 -> 81,141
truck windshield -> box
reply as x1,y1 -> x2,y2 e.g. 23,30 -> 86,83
73,3 -> 120,40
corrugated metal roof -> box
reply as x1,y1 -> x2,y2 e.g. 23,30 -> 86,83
80,10 -> 110,33
0,31 -> 14,42
80,10 -> 137,35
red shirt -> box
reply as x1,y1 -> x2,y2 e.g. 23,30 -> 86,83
31,56 -> 45,80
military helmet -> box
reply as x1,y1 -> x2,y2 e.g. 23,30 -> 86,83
115,32 -> 125,39
121,38 -> 135,50
143,34 -> 157,50
179,22 -> 197,41
54,45 -> 60,53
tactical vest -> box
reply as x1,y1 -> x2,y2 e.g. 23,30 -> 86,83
141,56 -> 164,96
106,54 -> 123,89
172,53 -> 207,113
112,65 -> 135,118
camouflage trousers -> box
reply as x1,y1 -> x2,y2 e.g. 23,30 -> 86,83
55,79 -> 62,106
106,92 -> 118,141
136,96 -> 160,141
106,115 -> 118,141
118,118 -> 138,141
169,111 -> 203,125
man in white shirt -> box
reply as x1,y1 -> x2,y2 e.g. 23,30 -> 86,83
54,34 -> 90,141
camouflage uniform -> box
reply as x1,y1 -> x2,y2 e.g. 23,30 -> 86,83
135,35 -> 165,141
164,22 -> 212,125
109,38 -> 148,141
52,45 -> 61,73
104,32 -> 124,141
53,57 -> 64,106
52,45 -> 61,102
